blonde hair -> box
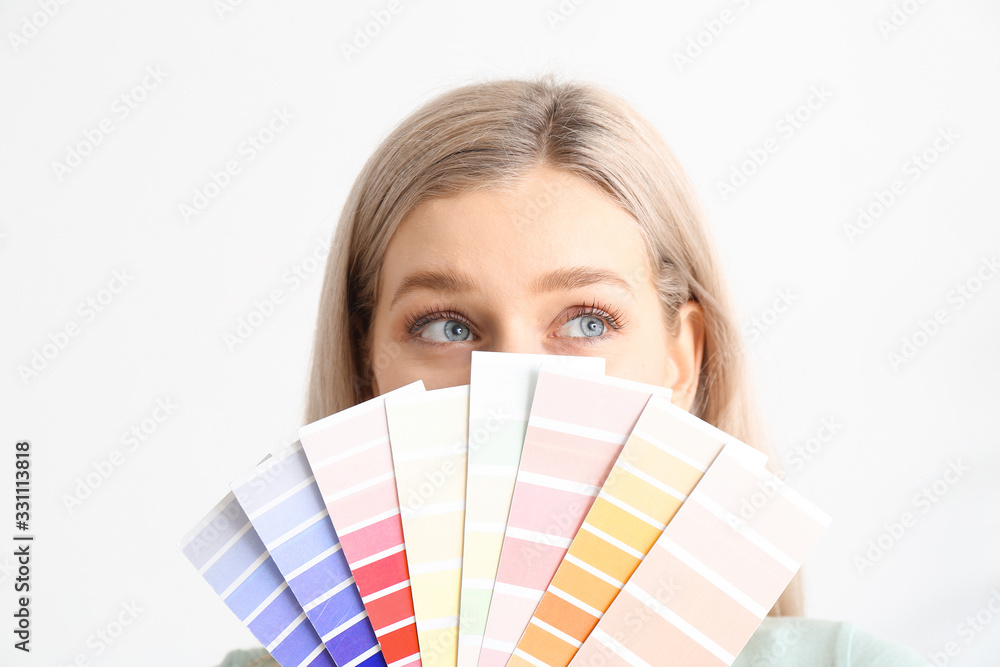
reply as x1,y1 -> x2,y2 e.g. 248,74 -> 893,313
306,74 -> 803,616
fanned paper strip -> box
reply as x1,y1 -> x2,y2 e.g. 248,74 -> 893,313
179,493 -> 335,667
478,366 -> 672,667
569,445 -> 831,667
298,382 -> 425,667
231,443 -> 386,667
181,353 -> 833,667
385,385 -> 470,667
458,351 -> 605,667
510,394 -> 766,667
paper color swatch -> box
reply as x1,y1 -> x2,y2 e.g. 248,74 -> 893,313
458,351 -> 605,667
232,443 -> 386,667
477,367 -> 672,667
385,385 -> 470,667
181,352 -> 833,667
298,382 -> 425,667
180,493 -> 335,667
510,394 -> 766,667
569,445 -> 831,667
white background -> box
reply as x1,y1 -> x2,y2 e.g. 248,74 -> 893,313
2,0 -> 999,665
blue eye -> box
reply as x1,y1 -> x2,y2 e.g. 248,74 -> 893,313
404,301 -> 625,346
420,319 -> 473,342
404,307 -> 476,343
558,314 -> 606,338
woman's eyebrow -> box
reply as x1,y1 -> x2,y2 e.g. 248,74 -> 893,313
389,266 -> 634,308
533,267 -> 634,296
390,269 -> 476,308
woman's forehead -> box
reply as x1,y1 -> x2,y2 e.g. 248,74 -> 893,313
382,170 -> 651,286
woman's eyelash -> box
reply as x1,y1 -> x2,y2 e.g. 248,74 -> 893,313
403,307 -> 472,336
560,299 -> 629,331
403,300 -> 628,336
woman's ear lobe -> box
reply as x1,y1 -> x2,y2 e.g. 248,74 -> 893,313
665,300 -> 705,412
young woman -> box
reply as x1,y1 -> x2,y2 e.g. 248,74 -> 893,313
217,76 -> 924,667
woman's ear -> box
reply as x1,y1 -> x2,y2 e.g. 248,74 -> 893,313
663,300 -> 705,412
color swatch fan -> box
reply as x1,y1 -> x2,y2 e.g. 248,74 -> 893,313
180,351 -> 831,667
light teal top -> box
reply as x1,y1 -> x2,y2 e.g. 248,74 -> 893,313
214,617 -> 926,666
